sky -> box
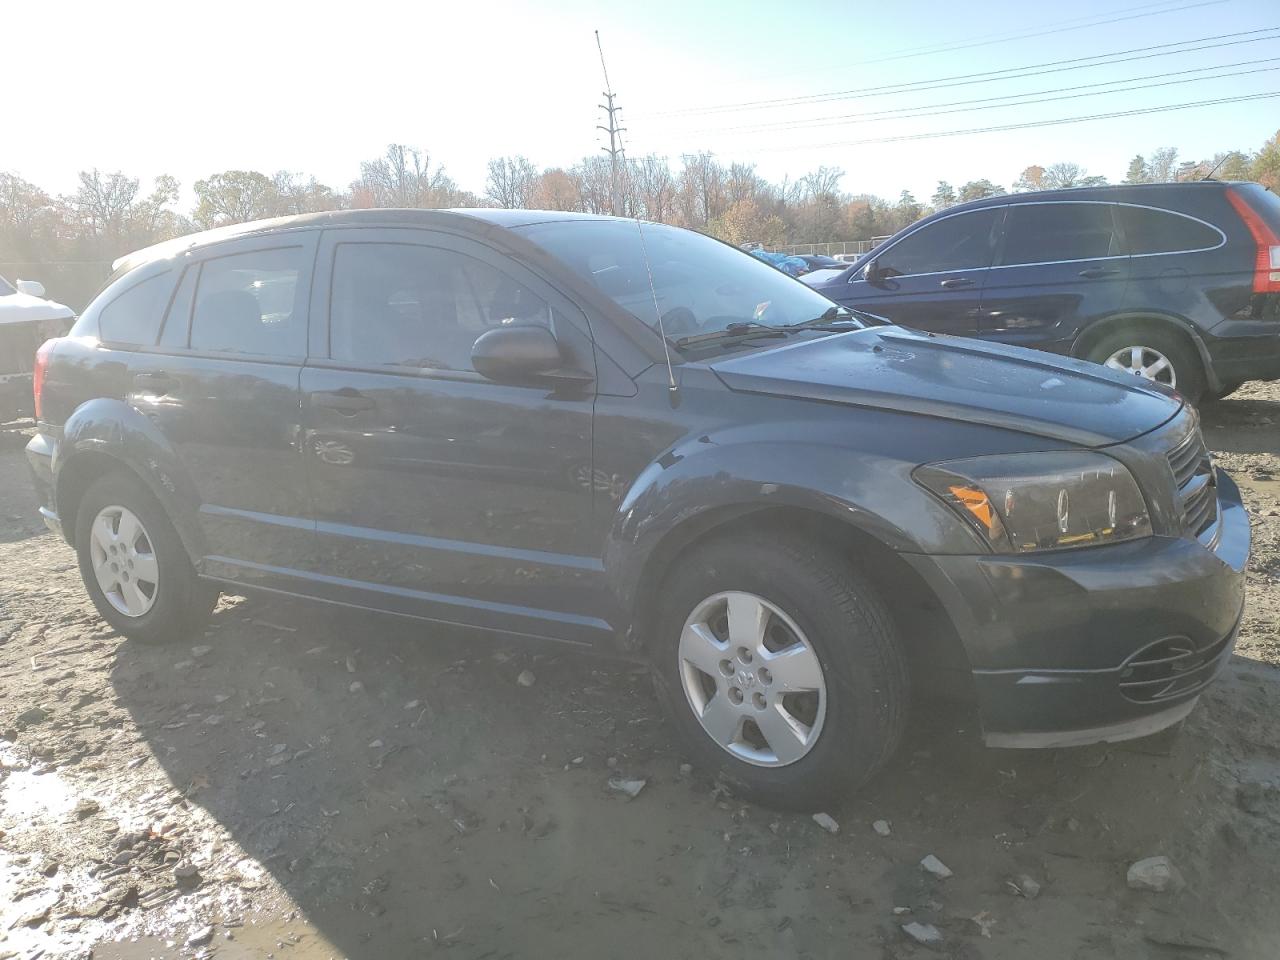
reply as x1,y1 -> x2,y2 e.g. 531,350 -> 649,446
3,0 -> 1277,205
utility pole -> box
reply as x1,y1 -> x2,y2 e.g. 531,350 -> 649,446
595,30 -> 625,217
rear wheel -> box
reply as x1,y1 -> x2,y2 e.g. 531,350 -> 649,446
651,533 -> 908,809
74,474 -> 218,645
1085,326 -> 1206,404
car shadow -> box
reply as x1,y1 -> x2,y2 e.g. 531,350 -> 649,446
104,594 -> 1268,959
1201,394 -> 1280,457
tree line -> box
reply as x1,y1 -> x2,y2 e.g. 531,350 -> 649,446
2,132 -> 1277,308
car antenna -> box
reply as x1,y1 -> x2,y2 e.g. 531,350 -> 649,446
1200,154 -> 1231,181
634,218 -> 681,406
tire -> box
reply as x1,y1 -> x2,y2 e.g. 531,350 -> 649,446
74,473 -> 218,645
650,532 -> 909,809
1085,325 -> 1206,404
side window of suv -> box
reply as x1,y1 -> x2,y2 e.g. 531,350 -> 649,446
97,270 -> 176,346
876,209 -> 1000,278
328,243 -> 553,371
1117,205 -> 1222,255
189,247 -> 307,357
1000,203 -> 1120,266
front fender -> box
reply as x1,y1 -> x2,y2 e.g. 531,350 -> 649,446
603,428 -> 985,615
56,397 -> 206,560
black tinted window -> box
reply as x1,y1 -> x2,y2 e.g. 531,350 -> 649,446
329,243 -> 552,370
878,209 -> 999,277
158,265 -> 197,348
1000,203 -> 1120,265
190,247 -> 306,357
1118,205 -> 1221,255
97,271 -> 175,346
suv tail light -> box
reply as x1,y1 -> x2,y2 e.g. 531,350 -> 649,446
33,339 -> 56,421
1226,187 -> 1280,294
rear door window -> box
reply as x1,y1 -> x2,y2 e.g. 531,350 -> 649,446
189,247 -> 307,357
1117,205 -> 1222,255
999,203 -> 1120,265
97,271 -> 176,346
876,209 -> 1000,278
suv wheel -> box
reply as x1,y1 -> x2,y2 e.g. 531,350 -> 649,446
652,533 -> 908,809
1086,326 -> 1206,403
74,474 -> 218,645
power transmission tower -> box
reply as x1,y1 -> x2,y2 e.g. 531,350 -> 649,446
595,30 -> 625,216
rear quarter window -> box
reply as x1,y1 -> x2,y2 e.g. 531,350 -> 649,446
97,271 -> 176,346
1118,205 -> 1222,255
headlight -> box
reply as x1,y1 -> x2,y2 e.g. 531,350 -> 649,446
914,451 -> 1152,554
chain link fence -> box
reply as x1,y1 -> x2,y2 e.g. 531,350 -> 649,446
762,238 -> 890,259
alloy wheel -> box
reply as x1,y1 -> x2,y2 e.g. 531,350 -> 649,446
1104,345 -> 1177,387
88,505 -> 159,618
677,591 -> 827,767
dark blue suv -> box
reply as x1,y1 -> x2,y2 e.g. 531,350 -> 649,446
806,181 -> 1280,403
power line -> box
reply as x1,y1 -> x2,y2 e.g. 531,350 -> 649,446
743,90 -> 1280,153
636,26 -> 1280,118
683,58 -> 1280,136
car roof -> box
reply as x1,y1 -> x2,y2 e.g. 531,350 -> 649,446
939,179 -> 1246,216
112,208 -> 630,272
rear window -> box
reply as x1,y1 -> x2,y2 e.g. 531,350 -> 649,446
97,271 -> 175,346
1000,203 -> 1120,265
189,247 -> 306,357
1118,205 -> 1222,255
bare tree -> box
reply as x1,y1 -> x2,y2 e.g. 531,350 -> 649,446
1148,147 -> 1179,183
271,171 -> 339,216
629,156 -> 677,223
485,156 -> 538,208
69,170 -> 140,238
354,144 -> 458,208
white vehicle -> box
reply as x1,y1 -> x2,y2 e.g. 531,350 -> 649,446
1,275 -> 75,421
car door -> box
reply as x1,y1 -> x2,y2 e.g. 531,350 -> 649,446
829,207 -> 1002,335
298,228 -> 604,645
978,201 -> 1129,354
124,232 -> 318,575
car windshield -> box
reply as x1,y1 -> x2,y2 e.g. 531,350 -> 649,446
515,219 -> 847,344
0,275 -> 15,296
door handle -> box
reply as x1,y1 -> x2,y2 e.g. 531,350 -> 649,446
132,371 -> 179,394
312,389 -> 375,415
939,277 -> 974,289
1078,267 -> 1120,279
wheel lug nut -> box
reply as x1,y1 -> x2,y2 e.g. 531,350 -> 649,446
728,687 -> 743,705
752,692 -> 767,711
719,659 -> 734,677
737,647 -> 753,664
758,667 -> 772,685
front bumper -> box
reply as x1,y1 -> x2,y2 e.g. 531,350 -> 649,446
906,470 -> 1250,747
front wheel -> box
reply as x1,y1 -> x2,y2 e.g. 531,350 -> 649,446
74,473 -> 218,645
651,533 -> 909,809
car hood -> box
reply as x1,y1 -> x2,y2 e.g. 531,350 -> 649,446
0,292 -> 75,325
709,326 -> 1182,448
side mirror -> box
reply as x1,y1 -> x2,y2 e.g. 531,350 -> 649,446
15,279 -> 46,298
861,259 -> 881,284
471,325 -> 569,383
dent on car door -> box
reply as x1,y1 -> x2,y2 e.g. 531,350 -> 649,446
298,229 -> 605,644
979,202 -> 1129,353
125,234 -> 318,576
839,207 -> 1002,336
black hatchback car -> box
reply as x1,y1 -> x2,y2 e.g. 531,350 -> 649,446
26,210 -> 1250,806
807,181 -> 1280,404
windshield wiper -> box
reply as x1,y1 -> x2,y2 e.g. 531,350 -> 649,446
786,306 -> 863,330
673,321 -> 789,349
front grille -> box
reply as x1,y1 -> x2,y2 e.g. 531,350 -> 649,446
1118,629 -> 1236,703
1166,429 -> 1217,537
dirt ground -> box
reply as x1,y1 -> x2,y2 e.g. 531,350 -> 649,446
1,384 -> 1279,960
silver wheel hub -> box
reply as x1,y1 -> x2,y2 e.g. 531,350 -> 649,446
89,505 -> 159,618
677,591 -> 827,768
1104,345 -> 1176,386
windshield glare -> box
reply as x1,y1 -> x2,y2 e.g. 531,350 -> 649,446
516,219 -> 843,343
